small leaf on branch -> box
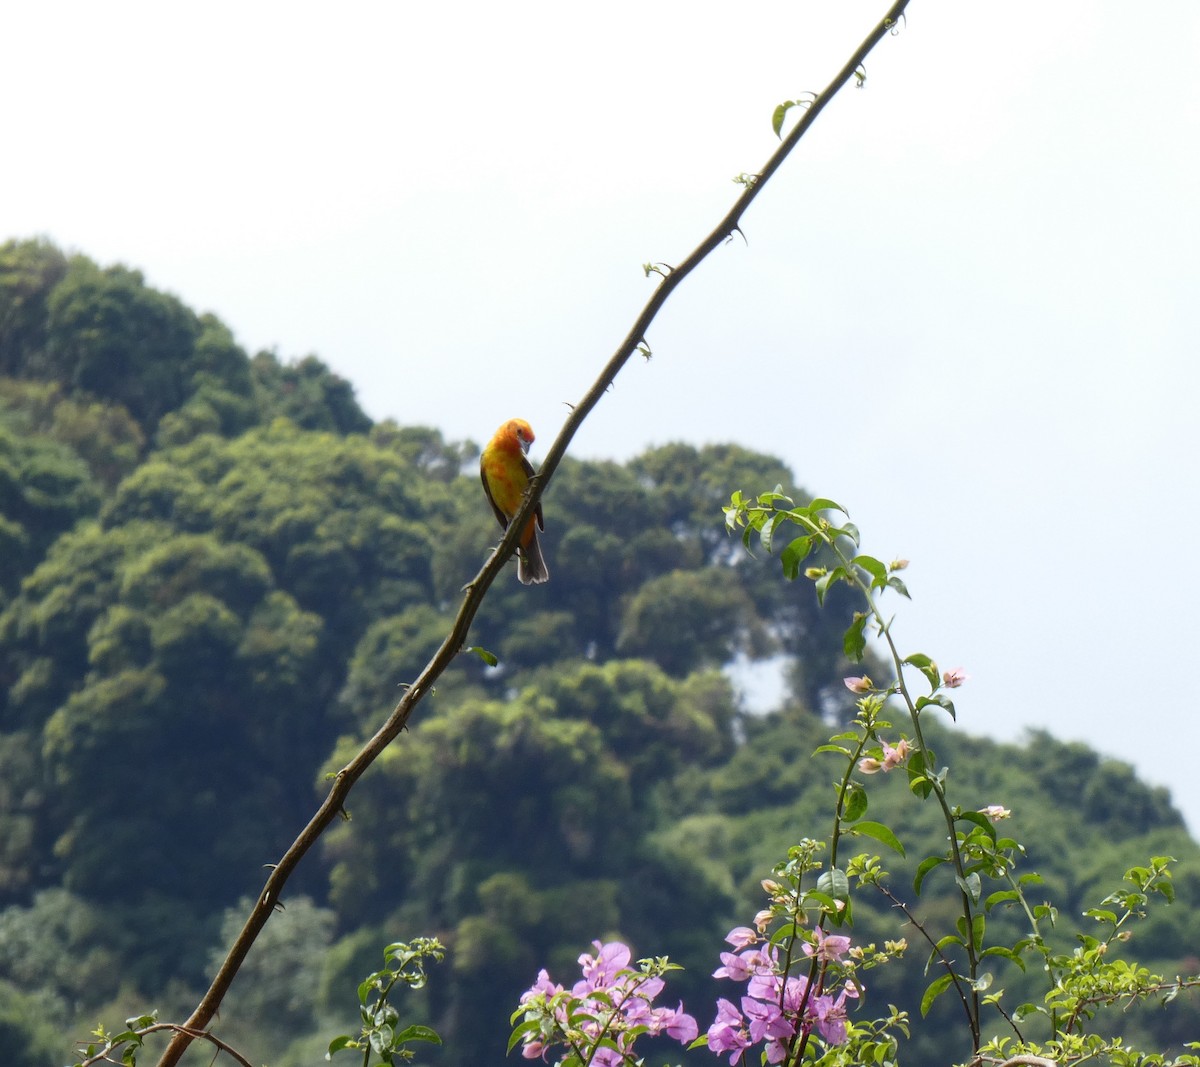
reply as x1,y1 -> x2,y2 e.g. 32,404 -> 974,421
843,612 -> 868,660
807,496 -> 847,517
914,854 -> 946,894
842,780 -> 868,821
915,693 -> 957,721
852,820 -> 906,856
902,652 -> 940,690
920,973 -> 955,1017
817,867 -> 851,902
853,554 -> 888,588
781,534 -> 814,580
465,645 -> 499,667
954,809 -> 997,844
955,872 -> 983,905
815,566 -> 848,605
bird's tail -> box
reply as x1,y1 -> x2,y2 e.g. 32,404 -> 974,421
518,534 -> 550,585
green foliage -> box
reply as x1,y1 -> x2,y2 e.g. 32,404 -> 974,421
0,980 -> 62,1067
0,246 -> 1196,1066
251,350 -> 372,435
0,414 -> 99,592
0,238 -> 372,448
0,238 -> 69,375
210,896 -> 337,1042
43,257 -> 200,428
328,938 -> 444,1065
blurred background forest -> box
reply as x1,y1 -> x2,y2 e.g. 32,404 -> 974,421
1,237 -> 1196,1065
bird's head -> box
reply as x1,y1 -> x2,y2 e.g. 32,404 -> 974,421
511,418 -> 535,454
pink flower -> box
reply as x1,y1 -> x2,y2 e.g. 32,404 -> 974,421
808,983 -> 858,1046
858,757 -> 883,774
942,667 -> 968,688
742,994 -> 792,1043
802,926 -> 851,963
713,944 -> 776,981
521,969 -> 563,1002
655,1004 -> 698,1043
707,998 -> 751,1064
979,804 -> 1011,821
843,675 -> 873,694
881,738 -> 910,771
725,926 -> 758,949
574,941 -> 630,993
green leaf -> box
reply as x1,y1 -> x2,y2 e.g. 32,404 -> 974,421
465,645 -> 499,667
902,652 -> 940,690
852,820 -> 905,856
981,945 -> 1026,971
393,1024 -> 442,1045
886,575 -> 911,599
853,554 -> 888,588
955,810 -> 997,844
984,889 -> 1021,911
915,693 -> 957,721
327,1035 -> 358,1056
507,1020 -> 542,1054
815,566 -> 847,606
955,872 -> 982,905
842,780 -> 868,821
843,612 -> 868,661
914,855 -> 946,894
780,535 -> 813,580
920,972 -> 955,1017
759,511 -> 786,554
813,743 -> 853,757
772,101 -> 794,139
808,496 -> 847,516
817,867 -> 850,901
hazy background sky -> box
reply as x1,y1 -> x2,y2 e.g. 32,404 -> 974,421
4,1 -> 1199,828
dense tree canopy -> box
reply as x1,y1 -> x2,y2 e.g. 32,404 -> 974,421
0,240 -> 1194,1067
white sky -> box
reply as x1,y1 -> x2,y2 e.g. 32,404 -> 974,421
4,1 -> 1199,830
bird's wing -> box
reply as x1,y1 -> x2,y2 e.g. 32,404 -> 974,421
481,463 -> 510,529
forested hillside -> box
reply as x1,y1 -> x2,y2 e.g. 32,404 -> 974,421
1,238 -> 1196,1066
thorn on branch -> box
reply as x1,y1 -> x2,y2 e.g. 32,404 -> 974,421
642,262 -> 674,280
726,226 -> 748,247
854,64 -> 867,88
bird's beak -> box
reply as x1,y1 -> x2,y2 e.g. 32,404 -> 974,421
520,438 -> 530,454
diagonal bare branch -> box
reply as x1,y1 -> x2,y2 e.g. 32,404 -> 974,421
155,3 -> 911,1063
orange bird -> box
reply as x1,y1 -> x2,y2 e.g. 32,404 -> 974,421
480,418 -> 549,585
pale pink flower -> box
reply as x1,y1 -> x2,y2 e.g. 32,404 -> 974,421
843,675 -> 873,694
802,926 -> 851,963
942,667 -> 969,688
725,926 -> 758,949
980,804 -> 1011,821
881,738 -> 910,771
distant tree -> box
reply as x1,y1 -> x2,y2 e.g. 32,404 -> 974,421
44,257 -> 200,429
0,238 -> 69,377
251,351 -> 372,435
0,980 -> 62,1067
616,568 -> 768,676
0,417 -> 100,593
